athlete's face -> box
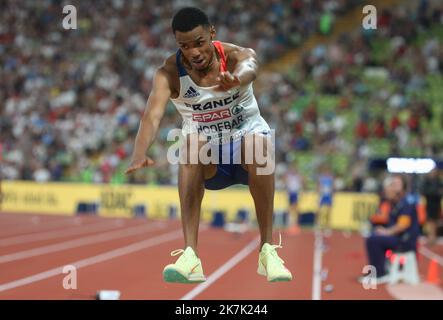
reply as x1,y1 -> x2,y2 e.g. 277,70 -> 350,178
175,25 -> 216,71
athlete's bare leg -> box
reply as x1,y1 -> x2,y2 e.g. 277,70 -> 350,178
242,134 -> 274,248
178,134 -> 216,254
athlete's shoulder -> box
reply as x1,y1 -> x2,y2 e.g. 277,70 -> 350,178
219,42 -> 256,56
152,53 -> 180,96
156,53 -> 181,90
220,42 -> 257,71
158,54 -> 179,78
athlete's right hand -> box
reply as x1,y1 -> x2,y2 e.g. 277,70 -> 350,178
125,156 -> 155,174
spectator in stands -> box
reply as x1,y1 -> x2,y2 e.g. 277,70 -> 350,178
407,111 -> 421,135
1,0 -> 442,194
389,114 -> 401,132
356,118 -> 369,141
0,0 -> 362,186
373,116 -> 386,139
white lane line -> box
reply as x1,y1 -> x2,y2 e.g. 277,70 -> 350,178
181,237 -> 260,300
418,246 -> 443,266
419,236 -> 443,246
0,219 -> 128,247
0,215 -> 44,227
0,228 -> 185,292
0,222 -> 165,264
311,229 -> 323,300
0,216 -> 88,237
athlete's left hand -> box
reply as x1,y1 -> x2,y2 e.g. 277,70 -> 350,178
215,72 -> 241,91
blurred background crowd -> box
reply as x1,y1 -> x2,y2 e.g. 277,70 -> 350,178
1,0 -> 442,194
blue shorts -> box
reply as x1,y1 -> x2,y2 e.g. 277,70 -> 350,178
202,130 -> 271,190
288,192 -> 299,205
204,138 -> 248,190
320,195 -> 332,207
204,163 -> 249,190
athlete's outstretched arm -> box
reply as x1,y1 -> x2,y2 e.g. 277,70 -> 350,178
125,68 -> 171,174
215,47 -> 258,91
230,47 -> 258,85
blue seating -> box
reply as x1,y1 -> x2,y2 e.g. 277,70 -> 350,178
236,209 -> 249,223
211,211 -> 226,228
168,205 -> 178,220
133,204 -> 147,217
76,202 -> 98,215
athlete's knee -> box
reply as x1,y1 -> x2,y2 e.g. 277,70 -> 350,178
242,133 -> 271,159
242,134 -> 275,175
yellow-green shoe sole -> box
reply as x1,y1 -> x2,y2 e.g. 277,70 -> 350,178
269,276 -> 293,282
258,263 -> 293,282
163,269 -> 206,284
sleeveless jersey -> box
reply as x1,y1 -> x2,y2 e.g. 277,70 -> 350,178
170,41 -> 270,144
286,172 -> 302,193
319,175 -> 334,196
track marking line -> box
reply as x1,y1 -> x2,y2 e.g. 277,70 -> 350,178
0,216 -> 91,238
0,228 -> 187,293
0,222 -> 165,264
181,237 -> 260,300
312,229 -> 323,300
418,246 -> 443,266
0,215 -> 45,227
0,219 -> 129,247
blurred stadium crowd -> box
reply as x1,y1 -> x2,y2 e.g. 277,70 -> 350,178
0,0 -> 442,192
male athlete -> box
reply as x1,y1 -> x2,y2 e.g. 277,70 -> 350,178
317,165 -> 334,232
285,164 -> 303,234
125,7 -> 292,283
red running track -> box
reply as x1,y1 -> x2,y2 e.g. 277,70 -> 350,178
0,213 -> 442,300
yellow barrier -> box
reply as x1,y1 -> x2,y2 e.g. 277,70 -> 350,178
1,181 -> 381,230
329,193 -> 379,230
1,181 -> 286,221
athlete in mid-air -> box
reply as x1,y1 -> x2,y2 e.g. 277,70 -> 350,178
126,7 -> 292,283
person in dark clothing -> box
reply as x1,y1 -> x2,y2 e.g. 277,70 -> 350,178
363,175 -> 420,284
421,168 -> 443,245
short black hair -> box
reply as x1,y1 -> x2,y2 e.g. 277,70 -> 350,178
171,7 -> 210,33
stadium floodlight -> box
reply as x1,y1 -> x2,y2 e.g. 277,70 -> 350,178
386,157 -> 436,174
